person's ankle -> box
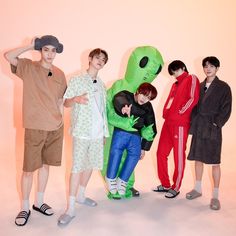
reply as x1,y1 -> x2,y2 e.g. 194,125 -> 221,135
66,208 -> 75,217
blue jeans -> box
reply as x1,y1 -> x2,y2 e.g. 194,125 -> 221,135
106,129 -> 141,182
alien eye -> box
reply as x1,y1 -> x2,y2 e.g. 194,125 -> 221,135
155,65 -> 162,75
139,56 -> 149,68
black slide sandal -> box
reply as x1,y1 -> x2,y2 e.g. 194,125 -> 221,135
15,210 -> 31,226
32,203 -> 53,216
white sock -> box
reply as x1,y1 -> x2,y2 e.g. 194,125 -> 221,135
78,185 -> 86,202
35,192 -> 44,207
21,200 -> 29,212
194,181 -> 202,193
34,192 -> 54,215
66,196 -> 76,217
212,188 -> 219,199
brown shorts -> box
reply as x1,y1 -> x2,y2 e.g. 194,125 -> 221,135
23,126 -> 64,172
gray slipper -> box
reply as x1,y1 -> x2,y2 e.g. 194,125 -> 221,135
77,197 -> 97,207
210,198 -> 221,210
58,214 -> 75,226
186,189 -> 202,200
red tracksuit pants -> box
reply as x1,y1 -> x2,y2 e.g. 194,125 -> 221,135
156,121 -> 189,192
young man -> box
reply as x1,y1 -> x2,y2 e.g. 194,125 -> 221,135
4,35 -> 67,226
58,48 -> 109,226
153,60 -> 200,198
186,56 -> 232,210
106,83 -> 157,197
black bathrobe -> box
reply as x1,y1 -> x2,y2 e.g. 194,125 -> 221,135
187,77 -> 232,164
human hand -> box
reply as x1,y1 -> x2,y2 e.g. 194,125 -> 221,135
73,93 -> 88,104
140,150 -> 145,160
122,104 -> 132,117
30,37 -> 37,49
103,137 -> 106,145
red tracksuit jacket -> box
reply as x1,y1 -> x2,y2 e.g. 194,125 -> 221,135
163,71 -> 200,125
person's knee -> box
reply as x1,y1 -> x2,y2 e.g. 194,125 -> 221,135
196,161 -> 203,167
212,164 -> 220,171
22,171 -> 33,178
41,164 -> 50,171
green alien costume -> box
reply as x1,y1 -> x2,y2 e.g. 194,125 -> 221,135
102,46 -> 164,199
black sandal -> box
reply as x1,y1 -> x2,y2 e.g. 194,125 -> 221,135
130,187 -> 140,197
32,203 -> 53,216
153,185 -> 170,192
15,210 -> 31,226
165,189 -> 180,198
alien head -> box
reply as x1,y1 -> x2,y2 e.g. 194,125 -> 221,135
124,46 -> 164,88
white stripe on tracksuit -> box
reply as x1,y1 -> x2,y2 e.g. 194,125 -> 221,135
179,75 -> 197,114
175,126 -> 184,191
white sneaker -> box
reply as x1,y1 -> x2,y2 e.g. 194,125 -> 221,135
117,178 -> 127,196
105,177 -> 117,194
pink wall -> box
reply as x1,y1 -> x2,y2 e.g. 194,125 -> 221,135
0,0 -> 235,171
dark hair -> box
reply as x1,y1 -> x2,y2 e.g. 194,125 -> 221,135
168,60 -> 188,75
136,83 -> 157,100
89,48 -> 108,64
202,56 -> 220,68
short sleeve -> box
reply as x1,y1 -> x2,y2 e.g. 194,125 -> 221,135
11,58 -> 32,80
64,77 -> 80,99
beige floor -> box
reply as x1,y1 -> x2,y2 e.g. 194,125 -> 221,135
0,142 -> 236,236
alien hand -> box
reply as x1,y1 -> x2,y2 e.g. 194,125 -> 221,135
129,115 -> 139,128
117,115 -> 139,132
141,124 -> 155,141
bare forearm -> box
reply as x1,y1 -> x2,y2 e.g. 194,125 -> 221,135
4,44 -> 34,66
64,98 -> 75,107
64,93 -> 89,107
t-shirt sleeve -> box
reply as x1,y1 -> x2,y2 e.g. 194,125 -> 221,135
63,77 -> 79,99
11,58 -> 32,80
